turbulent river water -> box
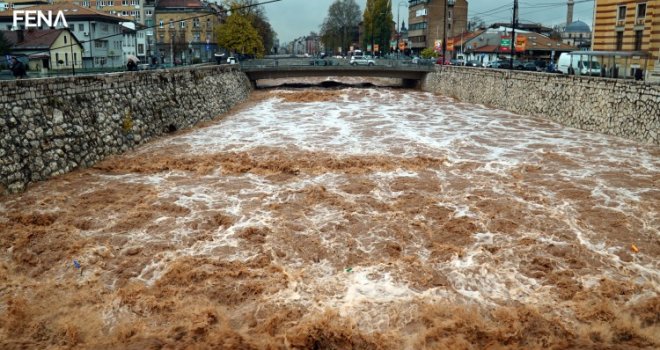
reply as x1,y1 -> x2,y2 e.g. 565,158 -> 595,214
1,82 -> 659,349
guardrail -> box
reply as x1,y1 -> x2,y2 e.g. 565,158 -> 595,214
239,57 -> 437,69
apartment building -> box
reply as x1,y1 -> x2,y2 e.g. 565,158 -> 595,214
407,0 -> 468,53
154,0 -> 220,64
592,0 -> 658,78
0,4 -> 127,68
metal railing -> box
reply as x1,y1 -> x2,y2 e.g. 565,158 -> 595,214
238,57 -> 437,69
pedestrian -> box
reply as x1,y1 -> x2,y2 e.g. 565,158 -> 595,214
9,57 -> 27,79
126,60 -> 137,71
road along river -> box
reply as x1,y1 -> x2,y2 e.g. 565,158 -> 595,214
1,85 -> 658,349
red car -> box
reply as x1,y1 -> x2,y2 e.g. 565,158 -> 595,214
436,57 -> 451,65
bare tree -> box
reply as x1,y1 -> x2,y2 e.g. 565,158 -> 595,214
320,0 -> 361,54
468,16 -> 486,31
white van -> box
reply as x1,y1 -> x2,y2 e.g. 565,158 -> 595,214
557,52 -> 601,76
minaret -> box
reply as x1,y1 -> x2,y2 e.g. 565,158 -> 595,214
566,0 -> 574,25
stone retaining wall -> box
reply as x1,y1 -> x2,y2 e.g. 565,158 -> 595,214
423,66 -> 659,145
0,65 -> 251,194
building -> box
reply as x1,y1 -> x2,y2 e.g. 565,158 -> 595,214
462,27 -> 575,66
407,0 -> 468,53
561,20 -> 591,49
592,0 -> 658,79
154,0 -> 221,64
49,0 -> 147,23
1,28 -> 83,71
0,4 -> 127,68
0,0 -> 48,11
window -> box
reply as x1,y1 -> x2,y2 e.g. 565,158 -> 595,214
122,0 -> 127,4
409,22 -> 427,31
64,35 -> 67,44
146,10 -> 153,16
169,19 -> 174,28
55,52 -> 60,63
616,31 -> 623,50
637,3 -> 646,19
180,21 -> 186,28
65,53 -> 68,65
617,5 -> 626,21
131,0 -> 138,5
634,30 -> 643,51
74,53 -> 77,64
159,20 -> 164,28
78,23 -> 84,31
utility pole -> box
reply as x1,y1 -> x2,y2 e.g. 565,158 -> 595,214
510,0 -> 518,70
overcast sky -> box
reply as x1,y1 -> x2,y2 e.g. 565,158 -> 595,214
262,0 -> 595,43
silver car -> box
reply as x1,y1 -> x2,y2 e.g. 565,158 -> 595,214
350,55 -> 375,66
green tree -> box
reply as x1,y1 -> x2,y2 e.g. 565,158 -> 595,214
363,0 -> 393,54
421,48 -> 438,59
320,0 -> 361,55
225,0 -> 275,53
215,11 -> 264,57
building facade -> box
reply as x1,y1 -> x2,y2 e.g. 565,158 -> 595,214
1,28 -> 84,71
592,0 -> 658,78
407,0 -> 468,53
0,4 -> 127,68
561,20 -> 592,49
154,0 -> 220,64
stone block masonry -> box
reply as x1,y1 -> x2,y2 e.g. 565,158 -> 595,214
423,66 -> 659,146
0,65 -> 252,194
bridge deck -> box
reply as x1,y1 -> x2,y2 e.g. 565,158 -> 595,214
239,59 -> 435,81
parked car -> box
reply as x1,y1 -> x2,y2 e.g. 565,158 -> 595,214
465,60 -> 483,67
450,59 -> 464,66
436,57 -> 451,65
489,61 -> 511,69
522,62 -> 538,71
350,55 -> 375,66
227,56 -> 237,64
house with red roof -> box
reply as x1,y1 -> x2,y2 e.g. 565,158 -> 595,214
461,27 -> 576,67
1,28 -> 83,71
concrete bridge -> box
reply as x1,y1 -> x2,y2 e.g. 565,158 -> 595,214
240,59 -> 435,88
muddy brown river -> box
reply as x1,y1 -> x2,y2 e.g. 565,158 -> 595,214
1,85 -> 658,349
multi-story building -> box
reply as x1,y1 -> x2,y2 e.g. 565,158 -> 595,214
154,0 -> 220,64
51,0 -> 146,23
0,4 -> 127,68
592,0 -> 658,79
0,0 -> 48,11
407,0 -> 468,53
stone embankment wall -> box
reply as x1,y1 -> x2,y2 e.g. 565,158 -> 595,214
423,66 -> 659,145
1,65 -> 251,194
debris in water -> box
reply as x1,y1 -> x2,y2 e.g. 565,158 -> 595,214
345,267 -> 353,273
631,244 -> 639,253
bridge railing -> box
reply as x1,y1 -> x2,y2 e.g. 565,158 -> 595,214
239,57 -> 436,69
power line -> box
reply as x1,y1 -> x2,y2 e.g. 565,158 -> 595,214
7,0 -> 281,68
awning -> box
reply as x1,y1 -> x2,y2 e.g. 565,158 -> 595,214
28,53 -> 50,59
